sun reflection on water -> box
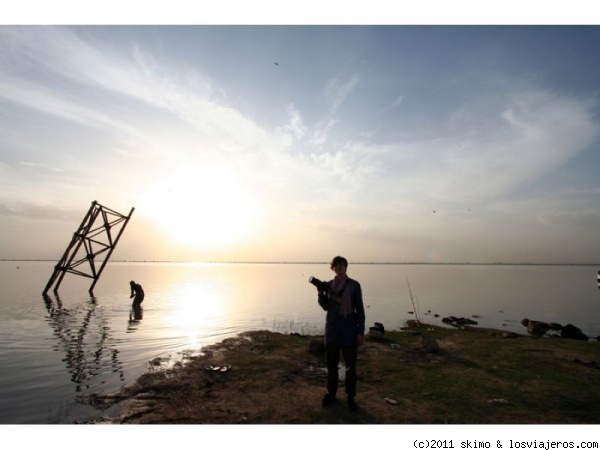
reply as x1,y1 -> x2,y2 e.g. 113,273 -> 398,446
162,280 -> 230,349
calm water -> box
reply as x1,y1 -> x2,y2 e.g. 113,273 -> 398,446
1,261 -> 599,424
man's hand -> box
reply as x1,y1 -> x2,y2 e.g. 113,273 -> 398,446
357,335 -> 365,346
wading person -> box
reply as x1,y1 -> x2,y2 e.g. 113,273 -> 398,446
130,280 -> 145,308
316,256 -> 365,412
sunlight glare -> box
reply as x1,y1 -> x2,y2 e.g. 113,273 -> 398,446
166,281 -> 228,348
143,166 -> 256,248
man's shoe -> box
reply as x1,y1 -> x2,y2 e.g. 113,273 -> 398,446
347,397 -> 357,412
321,393 -> 336,407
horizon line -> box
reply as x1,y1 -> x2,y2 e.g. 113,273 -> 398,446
2,258 -> 600,267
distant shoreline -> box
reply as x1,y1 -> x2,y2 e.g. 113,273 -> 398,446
2,259 -> 599,267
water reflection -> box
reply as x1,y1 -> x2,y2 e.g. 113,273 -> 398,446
163,281 -> 229,349
42,294 -> 125,391
127,305 -> 143,333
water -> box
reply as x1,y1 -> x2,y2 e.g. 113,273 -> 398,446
1,261 -> 599,424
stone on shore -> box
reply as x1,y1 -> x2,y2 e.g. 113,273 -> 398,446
521,318 -> 551,337
421,335 -> 440,353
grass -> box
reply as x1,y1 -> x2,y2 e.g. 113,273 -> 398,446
364,327 -> 600,424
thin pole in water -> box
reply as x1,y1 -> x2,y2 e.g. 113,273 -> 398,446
407,276 -> 421,326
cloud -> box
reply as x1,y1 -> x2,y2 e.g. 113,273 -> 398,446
380,95 -> 404,113
364,90 -> 600,207
0,27 -> 283,172
1,28 -> 209,112
537,211 -> 600,228
0,77 -> 143,138
20,162 -> 66,173
309,118 -> 338,146
3,29 -> 597,212
0,202 -> 81,221
275,103 -> 306,146
325,72 -> 359,109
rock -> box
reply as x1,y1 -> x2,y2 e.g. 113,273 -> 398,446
560,324 -> 589,341
442,316 -> 478,327
502,332 -> 519,339
372,322 -> 385,334
405,319 -> 420,328
521,318 -> 551,337
460,318 -> 478,325
421,335 -> 439,353
521,320 -> 589,341
368,329 -> 384,339
368,322 -> 385,339
573,359 -> 600,369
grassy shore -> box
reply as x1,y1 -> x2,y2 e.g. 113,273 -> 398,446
88,324 -> 600,424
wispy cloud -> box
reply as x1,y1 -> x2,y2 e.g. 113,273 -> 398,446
537,211 -> 600,228
325,72 -> 359,109
361,90 -> 600,208
0,27 -> 284,172
0,77 -> 142,139
0,202 -> 81,221
380,95 -> 404,113
20,162 -> 66,172
309,118 -> 338,146
275,103 -> 306,146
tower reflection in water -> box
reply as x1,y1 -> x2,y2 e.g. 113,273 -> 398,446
42,294 -> 125,391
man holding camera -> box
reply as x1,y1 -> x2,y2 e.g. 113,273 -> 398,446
314,256 -> 365,412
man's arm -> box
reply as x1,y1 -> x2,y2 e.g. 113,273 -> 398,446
318,291 -> 329,311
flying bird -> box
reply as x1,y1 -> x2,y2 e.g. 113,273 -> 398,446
274,61 -> 279,66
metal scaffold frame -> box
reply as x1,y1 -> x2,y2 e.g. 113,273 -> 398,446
43,200 -> 135,295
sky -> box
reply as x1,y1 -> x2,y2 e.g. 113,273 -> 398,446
1,18 -> 600,263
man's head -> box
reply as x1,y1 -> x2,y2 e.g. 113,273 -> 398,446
330,256 -> 348,270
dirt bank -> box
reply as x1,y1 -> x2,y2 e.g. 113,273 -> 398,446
86,325 -> 600,424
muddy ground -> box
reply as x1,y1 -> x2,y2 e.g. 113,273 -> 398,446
86,326 -> 600,424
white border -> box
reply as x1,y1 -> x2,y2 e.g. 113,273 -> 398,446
2,1 -> 600,25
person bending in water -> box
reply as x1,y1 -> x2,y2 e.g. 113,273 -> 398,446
130,281 -> 144,308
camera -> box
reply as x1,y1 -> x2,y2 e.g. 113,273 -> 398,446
309,276 -> 329,292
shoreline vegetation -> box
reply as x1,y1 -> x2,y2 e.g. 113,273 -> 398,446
86,323 -> 600,424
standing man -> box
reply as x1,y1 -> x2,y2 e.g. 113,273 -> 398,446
130,280 -> 144,308
316,256 -> 365,412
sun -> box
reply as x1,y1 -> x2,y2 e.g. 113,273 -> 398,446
142,165 -> 256,248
